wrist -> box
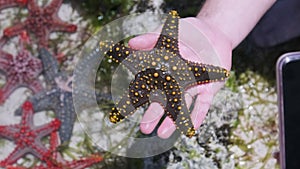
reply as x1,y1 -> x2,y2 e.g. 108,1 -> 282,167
196,0 -> 276,48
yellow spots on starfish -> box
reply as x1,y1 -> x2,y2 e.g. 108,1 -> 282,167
178,106 -> 182,110
164,55 -> 169,60
170,10 -> 178,16
165,75 -> 171,81
186,128 -> 196,138
116,47 -> 120,51
194,67 -> 199,72
225,70 -> 230,77
153,72 -> 159,78
109,108 -> 121,123
125,51 -> 130,55
152,61 -> 157,66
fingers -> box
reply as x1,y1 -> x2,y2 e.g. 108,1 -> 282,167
157,117 -> 176,139
140,102 -> 164,134
186,83 -> 224,129
128,33 -> 159,50
190,95 -> 213,129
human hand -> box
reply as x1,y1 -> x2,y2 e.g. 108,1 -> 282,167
129,17 -> 232,139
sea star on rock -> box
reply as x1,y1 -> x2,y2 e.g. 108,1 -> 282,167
6,130 -> 103,169
0,31 -> 43,104
99,10 -> 230,137
14,47 -> 76,144
0,0 -> 27,10
15,48 -> 111,144
0,101 -> 61,167
3,0 -> 77,47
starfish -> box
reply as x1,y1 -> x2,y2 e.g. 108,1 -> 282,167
99,11 -> 230,137
0,101 -> 61,167
0,31 -> 43,104
14,48 -> 76,145
0,0 -> 27,10
7,132 -> 103,169
15,48 -> 111,144
3,0 -> 77,47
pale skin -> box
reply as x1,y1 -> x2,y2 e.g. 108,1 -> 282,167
129,0 -> 276,138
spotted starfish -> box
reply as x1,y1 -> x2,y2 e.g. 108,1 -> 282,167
0,101 -> 61,167
3,0 -> 77,47
15,48 -> 111,144
0,31 -> 43,104
99,11 -> 230,137
0,0 -> 27,10
7,132 -> 103,169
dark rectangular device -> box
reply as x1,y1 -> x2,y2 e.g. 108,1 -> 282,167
277,52 -> 300,169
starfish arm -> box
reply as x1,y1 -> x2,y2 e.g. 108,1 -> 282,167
45,0 -> 62,13
55,92 -> 75,144
27,79 -> 43,93
35,119 -> 61,140
14,90 -> 59,116
27,0 -> 38,11
20,101 -> 34,127
0,0 -> 27,10
185,62 -> 230,88
0,146 -> 28,166
29,141 -> 52,160
0,125 -> 18,140
39,48 -> 59,85
0,50 -> 13,72
51,19 -> 77,33
0,37 -> 7,48
3,22 -> 26,38
0,79 -> 19,104
154,10 -> 180,55
63,155 -> 103,169
37,29 -> 51,47
100,41 -> 134,65
109,92 -> 138,123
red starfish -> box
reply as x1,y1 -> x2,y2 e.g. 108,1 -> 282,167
3,0 -> 77,47
0,0 -> 27,10
0,31 -> 43,104
0,101 -> 61,167
6,132 -> 103,169
45,132 -> 103,169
